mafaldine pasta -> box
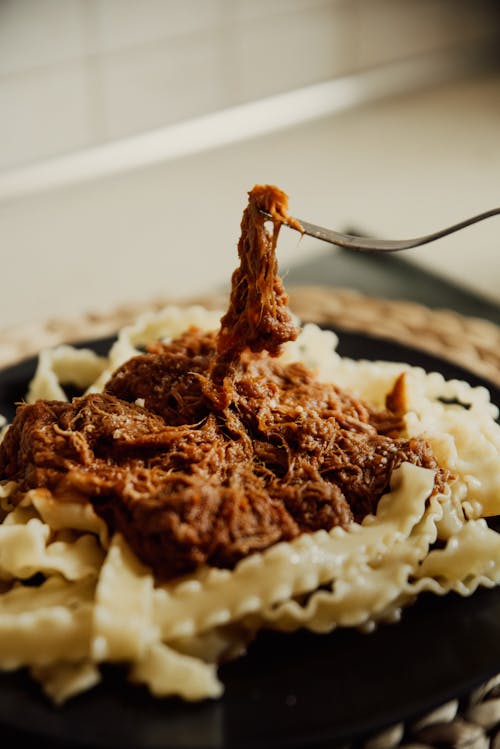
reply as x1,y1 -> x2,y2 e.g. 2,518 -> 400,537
0,185 -> 499,705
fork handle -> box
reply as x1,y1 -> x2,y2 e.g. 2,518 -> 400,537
295,206 -> 500,253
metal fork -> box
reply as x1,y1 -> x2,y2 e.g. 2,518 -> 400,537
263,206 -> 500,254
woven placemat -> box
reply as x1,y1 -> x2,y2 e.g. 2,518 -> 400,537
0,285 -> 499,748
1,286 -> 500,387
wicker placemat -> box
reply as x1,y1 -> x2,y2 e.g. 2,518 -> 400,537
1,286 -> 500,387
0,285 -> 499,748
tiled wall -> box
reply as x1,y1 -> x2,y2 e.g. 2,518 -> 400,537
1,0 -> 499,171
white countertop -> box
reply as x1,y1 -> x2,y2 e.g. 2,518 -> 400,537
1,70 -> 500,329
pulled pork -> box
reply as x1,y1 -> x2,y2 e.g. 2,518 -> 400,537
0,185 -> 448,580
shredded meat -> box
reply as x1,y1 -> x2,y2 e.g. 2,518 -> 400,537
217,184 -> 302,360
0,184 -> 450,580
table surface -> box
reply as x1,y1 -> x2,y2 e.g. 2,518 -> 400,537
284,246 -> 500,327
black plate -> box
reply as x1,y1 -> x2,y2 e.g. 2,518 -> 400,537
0,328 -> 499,749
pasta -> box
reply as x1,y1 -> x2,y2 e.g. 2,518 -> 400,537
0,305 -> 499,705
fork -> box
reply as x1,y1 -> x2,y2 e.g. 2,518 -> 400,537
262,206 -> 500,254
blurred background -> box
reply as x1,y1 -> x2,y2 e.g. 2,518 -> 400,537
1,0 -> 500,328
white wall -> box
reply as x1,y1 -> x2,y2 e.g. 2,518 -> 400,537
1,0 -> 499,171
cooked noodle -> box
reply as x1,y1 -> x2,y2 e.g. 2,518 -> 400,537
0,307 -> 498,704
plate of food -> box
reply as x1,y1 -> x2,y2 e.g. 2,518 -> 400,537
0,185 -> 499,749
